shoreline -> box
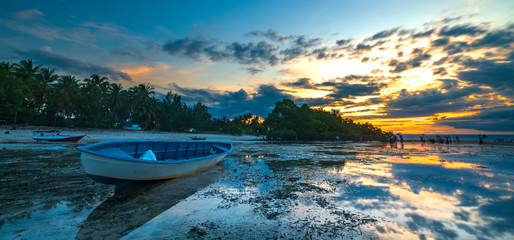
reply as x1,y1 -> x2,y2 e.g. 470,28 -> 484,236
0,126 -> 263,144
1,126 -> 512,146
402,139 -> 514,145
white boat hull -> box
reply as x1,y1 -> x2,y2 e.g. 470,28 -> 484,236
33,135 -> 85,142
80,151 -> 227,181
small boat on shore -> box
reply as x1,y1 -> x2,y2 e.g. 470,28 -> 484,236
191,136 -> 207,140
123,124 -> 141,130
32,130 -> 85,143
76,140 -> 233,184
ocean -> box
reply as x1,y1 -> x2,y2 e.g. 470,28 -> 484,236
403,134 -> 514,142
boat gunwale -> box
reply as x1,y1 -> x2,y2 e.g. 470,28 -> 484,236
76,140 -> 233,164
33,135 -> 86,139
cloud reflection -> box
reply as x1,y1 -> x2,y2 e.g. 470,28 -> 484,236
332,143 -> 514,239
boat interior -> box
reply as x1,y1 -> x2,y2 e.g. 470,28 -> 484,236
86,141 -> 230,161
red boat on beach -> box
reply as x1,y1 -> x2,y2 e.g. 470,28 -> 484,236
33,130 -> 85,143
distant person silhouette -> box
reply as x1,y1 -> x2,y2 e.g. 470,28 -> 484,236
479,134 -> 487,144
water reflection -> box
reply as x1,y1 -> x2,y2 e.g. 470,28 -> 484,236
332,142 -> 514,239
76,165 -> 227,239
0,149 -> 112,222
1,141 -> 513,239
0,148 -> 113,239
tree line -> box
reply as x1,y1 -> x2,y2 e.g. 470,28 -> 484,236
264,99 -> 390,141
0,60 -> 389,141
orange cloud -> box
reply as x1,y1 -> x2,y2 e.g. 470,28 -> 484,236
120,63 -> 171,75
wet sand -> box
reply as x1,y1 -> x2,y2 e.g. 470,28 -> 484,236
1,128 -> 513,239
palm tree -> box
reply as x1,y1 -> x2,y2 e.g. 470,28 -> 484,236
51,75 -> 80,126
81,74 -> 110,127
12,59 -> 42,126
85,74 -> 109,90
191,101 -> 212,130
13,59 -> 41,84
0,62 -> 23,124
34,67 -> 58,125
129,83 -> 156,130
107,83 -> 124,128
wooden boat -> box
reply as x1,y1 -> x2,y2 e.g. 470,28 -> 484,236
32,130 -> 85,142
76,140 -> 233,184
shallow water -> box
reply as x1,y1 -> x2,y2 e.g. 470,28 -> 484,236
0,141 -> 513,239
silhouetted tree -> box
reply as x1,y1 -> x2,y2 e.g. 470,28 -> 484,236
50,75 -> 80,126
264,99 -> 388,141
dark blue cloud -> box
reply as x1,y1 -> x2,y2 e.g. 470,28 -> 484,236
437,106 -> 514,131
443,41 -> 470,55
471,24 -> 514,48
245,29 -> 295,42
388,48 -> 431,73
284,75 -> 386,100
388,59 -> 407,73
170,83 -> 292,118
163,37 -> 280,67
229,41 -> 280,65
243,67 -> 264,75
111,41 -> 161,60
411,29 -> 434,38
280,47 -> 305,62
433,57 -> 448,65
433,67 -> 447,75
162,37 -> 208,60
310,47 -> 342,60
431,38 -> 450,47
326,82 -> 383,99
369,27 -> 400,40
458,53 -> 514,96
381,80 -> 487,118
335,39 -> 351,46
15,49 -> 131,81
163,32 -> 324,70
169,82 -> 226,103
355,43 -> 373,51
170,77 -> 384,118
279,35 -> 322,62
283,77 -> 313,88
293,35 -> 321,48
111,48 -> 148,60
438,24 -> 486,37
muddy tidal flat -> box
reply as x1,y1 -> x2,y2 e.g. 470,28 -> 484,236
1,129 -> 513,239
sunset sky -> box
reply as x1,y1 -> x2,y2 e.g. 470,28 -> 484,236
1,0 -> 513,134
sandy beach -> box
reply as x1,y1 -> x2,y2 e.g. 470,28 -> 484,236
0,126 -> 262,145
